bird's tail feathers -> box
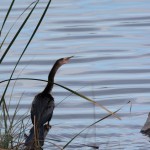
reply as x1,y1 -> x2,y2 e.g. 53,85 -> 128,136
24,126 -> 34,147
24,126 -> 44,147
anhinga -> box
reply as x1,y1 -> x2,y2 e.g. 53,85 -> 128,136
25,56 -> 73,148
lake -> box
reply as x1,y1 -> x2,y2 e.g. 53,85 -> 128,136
0,0 -> 150,149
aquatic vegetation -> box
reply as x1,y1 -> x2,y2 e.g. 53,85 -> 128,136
0,0 -> 53,149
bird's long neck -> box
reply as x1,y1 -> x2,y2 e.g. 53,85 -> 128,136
42,61 -> 61,94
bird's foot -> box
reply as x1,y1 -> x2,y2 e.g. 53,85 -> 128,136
45,122 -> 51,129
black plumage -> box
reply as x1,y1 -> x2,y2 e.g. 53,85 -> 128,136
31,93 -> 54,127
25,56 -> 73,148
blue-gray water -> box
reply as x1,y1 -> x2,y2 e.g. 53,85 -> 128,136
0,0 -> 150,149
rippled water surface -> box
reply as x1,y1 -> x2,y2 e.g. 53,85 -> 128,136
1,0 -> 150,149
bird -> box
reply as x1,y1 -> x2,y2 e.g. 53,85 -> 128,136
25,56 -> 73,148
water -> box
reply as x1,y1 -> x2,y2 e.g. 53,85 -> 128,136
0,0 -> 150,149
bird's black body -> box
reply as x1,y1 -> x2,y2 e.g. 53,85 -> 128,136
25,57 -> 72,149
25,93 -> 54,147
31,92 -> 54,126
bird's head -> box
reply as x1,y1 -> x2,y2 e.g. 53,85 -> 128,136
57,56 -> 73,66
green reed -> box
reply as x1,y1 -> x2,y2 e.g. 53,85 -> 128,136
0,1 -> 37,50
0,0 -> 15,37
0,0 -> 52,149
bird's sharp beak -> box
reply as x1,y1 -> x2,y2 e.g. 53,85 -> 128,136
67,56 -> 74,59
63,56 -> 73,63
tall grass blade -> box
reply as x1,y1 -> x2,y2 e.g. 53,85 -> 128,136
1,97 -> 10,128
0,0 -> 15,36
0,0 -> 52,107
0,0 -> 39,63
12,110 -> 30,129
2,101 -> 8,133
54,83 -> 121,120
0,1 -> 39,107
63,101 -> 130,149
18,0 -> 52,61
0,78 -> 120,120
0,1 -> 37,49
8,93 -> 23,133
